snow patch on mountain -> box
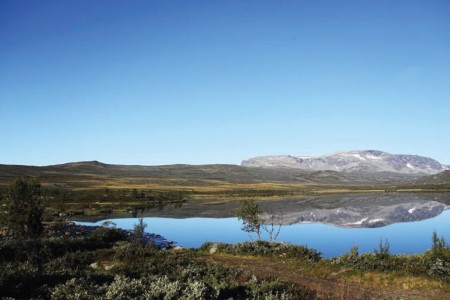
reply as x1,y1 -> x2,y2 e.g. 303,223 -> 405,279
242,150 -> 449,175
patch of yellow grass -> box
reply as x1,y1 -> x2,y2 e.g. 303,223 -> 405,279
347,271 -> 450,291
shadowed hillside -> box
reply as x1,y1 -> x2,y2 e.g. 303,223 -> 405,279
0,161 -> 424,190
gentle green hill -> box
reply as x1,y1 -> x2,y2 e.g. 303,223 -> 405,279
0,161 -> 420,189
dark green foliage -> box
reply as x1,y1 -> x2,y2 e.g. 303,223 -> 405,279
0,227 -> 125,298
0,230 -> 125,264
131,188 -> 139,199
0,177 -> 43,239
51,278 -> 107,300
335,233 -> 450,280
91,225 -> 127,243
430,230 -> 449,260
336,240 -> 418,272
0,235 -> 312,299
337,239 -> 393,271
425,231 -> 450,278
374,239 -> 391,260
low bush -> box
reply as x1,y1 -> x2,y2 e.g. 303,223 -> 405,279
45,251 -> 94,275
200,241 -> 322,262
0,231 -> 126,264
49,272 -> 310,300
51,278 -> 107,300
335,233 -> 450,280
423,231 -> 450,278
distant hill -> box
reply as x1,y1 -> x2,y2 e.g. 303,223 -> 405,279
415,170 -> 450,185
242,150 -> 449,175
0,160 -> 419,189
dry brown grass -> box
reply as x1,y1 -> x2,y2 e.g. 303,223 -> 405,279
200,253 -> 450,300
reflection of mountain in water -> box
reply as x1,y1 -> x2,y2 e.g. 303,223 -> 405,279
73,192 -> 450,227
277,194 -> 449,228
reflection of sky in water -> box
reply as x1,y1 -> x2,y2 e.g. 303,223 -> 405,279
77,210 -> 450,258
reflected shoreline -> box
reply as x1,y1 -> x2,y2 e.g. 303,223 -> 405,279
76,210 -> 450,258
73,192 -> 450,228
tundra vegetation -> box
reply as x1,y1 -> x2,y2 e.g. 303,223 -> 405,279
1,178 -> 450,299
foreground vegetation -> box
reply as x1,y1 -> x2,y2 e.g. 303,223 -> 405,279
0,225 -> 314,299
201,236 -> 450,281
1,231 -> 450,299
0,178 -> 307,299
1,177 -> 450,299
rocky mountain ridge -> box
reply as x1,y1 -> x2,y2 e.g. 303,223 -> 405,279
242,150 -> 449,175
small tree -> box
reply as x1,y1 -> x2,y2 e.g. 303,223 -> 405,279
261,209 -> 284,241
374,239 -> 390,259
0,177 -> 43,239
236,200 -> 262,240
430,230 -> 449,261
132,217 -> 147,244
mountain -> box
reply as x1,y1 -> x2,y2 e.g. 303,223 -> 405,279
0,160 -> 418,189
242,150 -> 449,175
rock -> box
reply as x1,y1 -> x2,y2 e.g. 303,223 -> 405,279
209,243 -> 219,254
90,262 -> 98,269
241,150 -> 448,175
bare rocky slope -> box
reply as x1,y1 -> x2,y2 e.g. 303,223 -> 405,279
242,150 -> 449,175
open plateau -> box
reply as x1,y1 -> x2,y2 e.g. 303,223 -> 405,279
1,150 -> 450,299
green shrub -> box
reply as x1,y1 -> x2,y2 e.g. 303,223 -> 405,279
51,278 -> 105,300
335,245 -> 359,267
0,261 -> 40,298
45,251 -> 94,275
423,231 -> 450,279
335,234 -> 450,279
428,258 -> 448,278
91,226 -> 128,244
144,275 -> 183,299
200,241 -> 322,262
374,239 -> 390,260
0,177 -> 44,239
105,275 -> 146,300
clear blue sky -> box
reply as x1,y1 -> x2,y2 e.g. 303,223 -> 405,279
1,0 -> 449,166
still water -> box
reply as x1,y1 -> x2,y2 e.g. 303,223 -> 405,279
76,193 -> 450,258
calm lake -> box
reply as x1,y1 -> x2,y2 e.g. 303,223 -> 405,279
76,193 -> 450,258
